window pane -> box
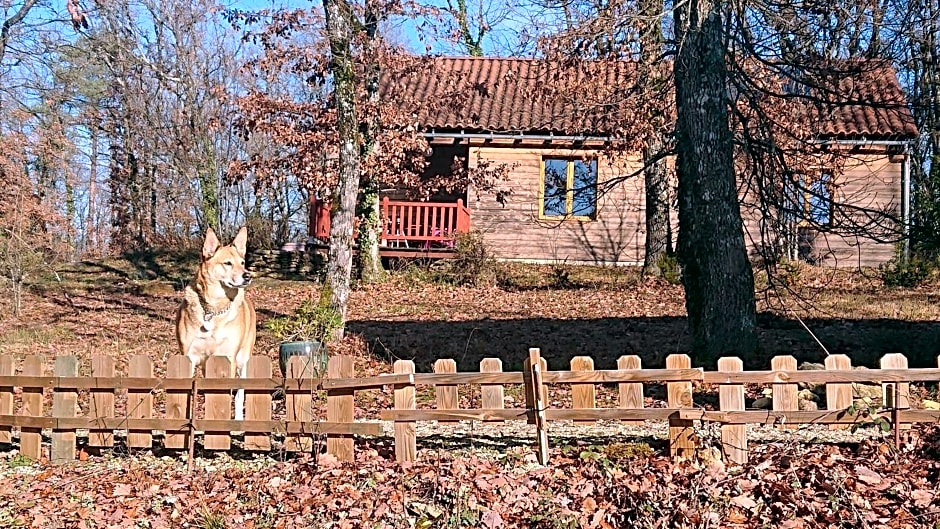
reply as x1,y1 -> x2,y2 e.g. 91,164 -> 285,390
542,158 -> 568,217
572,159 -> 597,217
808,173 -> 831,225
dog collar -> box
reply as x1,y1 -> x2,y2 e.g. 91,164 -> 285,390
202,302 -> 231,321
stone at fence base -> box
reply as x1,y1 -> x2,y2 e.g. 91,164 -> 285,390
797,362 -> 884,404
797,388 -> 819,410
799,398 -> 818,411
753,397 -> 772,409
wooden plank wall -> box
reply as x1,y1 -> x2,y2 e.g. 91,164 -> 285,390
739,152 -> 901,268
467,145 -> 646,264
466,144 -> 900,268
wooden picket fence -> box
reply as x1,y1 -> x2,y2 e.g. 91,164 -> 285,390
1,349 -> 938,466
381,350 -> 932,465
0,354 -> 388,464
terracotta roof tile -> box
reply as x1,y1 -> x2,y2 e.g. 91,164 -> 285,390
380,57 -> 918,140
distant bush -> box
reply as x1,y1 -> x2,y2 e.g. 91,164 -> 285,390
656,253 -> 681,285
441,230 -> 497,287
881,248 -> 933,287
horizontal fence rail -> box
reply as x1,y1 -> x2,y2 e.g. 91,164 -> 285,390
0,350 -> 933,465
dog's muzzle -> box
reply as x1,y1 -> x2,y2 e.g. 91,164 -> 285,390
225,272 -> 253,289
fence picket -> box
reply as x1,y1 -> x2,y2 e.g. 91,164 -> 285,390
127,355 -> 154,449
882,354 -> 910,431
165,356 -> 194,450
21,355 -> 44,460
825,355 -> 853,431
204,356 -> 232,450
718,357 -> 746,464
667,354 -> 696,459
285,356 -> 315,452
480,358 -> 504,422
571,357 -> 595,425
434,359 -> 458,424
51,356 -> 79,463
617,355 -> 643,425
89,356 -> 116,447
771,356 -> 798,429
327,355 -> 355,461
394,360 -> 416,463
244,357 -> 272,451
0,355 -> 13,445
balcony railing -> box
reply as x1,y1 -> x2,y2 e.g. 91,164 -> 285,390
311,198 -> 471,250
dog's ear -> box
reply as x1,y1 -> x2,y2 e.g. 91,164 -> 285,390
232,226 -> 248,256
202,228 -> 221,259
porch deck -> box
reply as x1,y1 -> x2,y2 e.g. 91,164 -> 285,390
310,197 -> 471,258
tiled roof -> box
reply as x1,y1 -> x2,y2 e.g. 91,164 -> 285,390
379,57 -> 642,137
379,56 -> 917,140
808,61 -> 919,139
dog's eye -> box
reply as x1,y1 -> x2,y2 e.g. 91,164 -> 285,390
224,261 -> 233,266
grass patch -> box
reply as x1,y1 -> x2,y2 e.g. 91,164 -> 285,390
0,325 -> 73,349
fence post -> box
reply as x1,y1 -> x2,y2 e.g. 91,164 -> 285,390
327,355 -> 355,462
21,355 -> 44,460
285,356 -> 316,452
165,356 -> 194,450
524,348 -> 549,465
667,354 -> 696,459
434,359 -> 458,424
617,355 -> 643,425
244,357 -> 272,451
127,355 -> 154,449
825,355 -> 853,430
571,356 -> 595,425
0,355 -> 13,445
52,356 -> 79,464
394,360 -> 416,463
523,351 -> 548,425
771,355 -> 798,429
456,199 -> 471,232
881,354 -> 910,432
480,358 -> 504,422
89,356 -> 116,448
204,356 -> 232,450
718,357 -> 746,464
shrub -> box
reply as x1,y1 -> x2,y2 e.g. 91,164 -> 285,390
656,252 -> 681,285
437,230 -> 497,287
881,249 -> 933,287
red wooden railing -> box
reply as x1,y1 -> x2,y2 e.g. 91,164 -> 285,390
311,198 -> 471,248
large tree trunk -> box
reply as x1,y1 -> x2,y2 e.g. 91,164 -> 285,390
639,0 -> 672,276
643,135 -> 672,275
323,0 -> 360,335
356,175 -> 384,282
356,17 -> 385,284
674,0 -> 758,367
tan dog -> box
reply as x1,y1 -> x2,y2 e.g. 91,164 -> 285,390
175,226 -> 256,421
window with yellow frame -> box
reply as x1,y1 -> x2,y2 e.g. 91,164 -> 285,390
539,157 -> 598,220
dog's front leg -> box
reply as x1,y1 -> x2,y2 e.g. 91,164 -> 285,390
234,360 -> 247,422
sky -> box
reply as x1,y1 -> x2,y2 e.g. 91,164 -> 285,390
225,0 -> 527,56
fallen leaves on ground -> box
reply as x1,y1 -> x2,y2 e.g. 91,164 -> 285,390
3,432 -> 940,528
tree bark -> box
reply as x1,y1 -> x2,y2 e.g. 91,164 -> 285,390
323,0 -> 360,335
643,135 -> 671,275
674,0 -> 758,367
356,13 -> 385,284
639,0 -> 672,277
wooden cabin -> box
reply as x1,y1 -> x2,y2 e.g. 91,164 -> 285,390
311,57 -> 918,267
